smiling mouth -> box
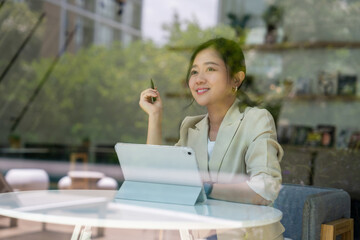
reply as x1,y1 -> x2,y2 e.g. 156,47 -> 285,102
196,88 -> 209,94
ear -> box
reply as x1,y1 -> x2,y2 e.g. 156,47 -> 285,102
233,71 -> 245,87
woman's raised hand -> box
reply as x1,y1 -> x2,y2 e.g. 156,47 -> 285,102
140,88 -> 163,145
139,88 -> 163,116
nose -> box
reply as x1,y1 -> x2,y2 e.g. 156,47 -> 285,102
194,72 -> 206,85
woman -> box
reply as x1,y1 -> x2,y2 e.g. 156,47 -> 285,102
139,38 -> 284,240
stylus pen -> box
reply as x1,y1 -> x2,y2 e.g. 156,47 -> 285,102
150,78 -> 156,103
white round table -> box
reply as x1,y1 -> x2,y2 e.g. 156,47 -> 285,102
0,190 -> 282,239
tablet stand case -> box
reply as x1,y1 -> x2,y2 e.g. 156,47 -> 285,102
116,180 -> 205,205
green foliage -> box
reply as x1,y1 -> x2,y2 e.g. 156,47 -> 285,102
163,18 -> 238,49
16,39 -> 189,145
262,4 -> 284,26
0,11 -> 244,148
0,2 -> 44,141
2,16 -> 239,147
0,2 -> 43,75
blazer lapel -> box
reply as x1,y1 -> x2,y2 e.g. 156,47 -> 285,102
187,116 -> 209,174
209,100 -> 245,181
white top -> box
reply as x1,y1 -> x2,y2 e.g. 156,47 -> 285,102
0,190 -> 282,230
207,138 -> 216,158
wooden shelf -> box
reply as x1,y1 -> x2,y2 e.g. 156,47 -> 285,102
286,95 -> 360,102
165,91 -> 360,103
282,144 -> 331,152
243,41 -> 360,51
282,144 -> 357,153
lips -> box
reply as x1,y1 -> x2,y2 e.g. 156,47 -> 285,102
196,88 -> 209,95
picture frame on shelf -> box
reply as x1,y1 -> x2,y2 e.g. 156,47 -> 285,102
292,125 -> 313,145
337,74 -> 357,96
317,71 -> 338,96
317,125 -> 336,148
336,128 -> 356,149
348,131 -> 360,150
293,77 -> 311,96
278,124 -> 313,146
305,130 -> 322,147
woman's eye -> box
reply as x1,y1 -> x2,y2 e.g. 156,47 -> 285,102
190,70 -> 198,75
207,67 -> 215,72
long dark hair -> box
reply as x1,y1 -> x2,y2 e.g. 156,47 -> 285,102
185,37 -> 246,86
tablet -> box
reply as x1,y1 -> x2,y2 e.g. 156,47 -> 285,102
114,143 -> 207,205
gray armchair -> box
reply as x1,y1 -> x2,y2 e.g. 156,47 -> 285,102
274,184 -> 353,240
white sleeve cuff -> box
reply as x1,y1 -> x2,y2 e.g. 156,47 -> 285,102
246,173 -> 281,202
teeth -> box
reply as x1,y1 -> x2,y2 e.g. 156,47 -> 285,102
197,89 -> 208,93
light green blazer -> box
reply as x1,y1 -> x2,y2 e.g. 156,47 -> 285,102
175,99 -> 283,202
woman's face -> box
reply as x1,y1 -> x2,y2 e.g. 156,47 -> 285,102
188,48 -> 236,108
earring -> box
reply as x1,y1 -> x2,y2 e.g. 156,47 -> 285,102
232,86 -> 238,93
232,78 -> 240,93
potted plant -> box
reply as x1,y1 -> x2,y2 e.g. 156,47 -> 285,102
8,134 -> 21,148
262,5 -> 284,44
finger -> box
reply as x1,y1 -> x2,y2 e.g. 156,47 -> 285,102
143,92 -> 158,101
154,91 -> 162,102
141,88 -> 158,95
140,88 -> 154,95
141,90 -> 157,100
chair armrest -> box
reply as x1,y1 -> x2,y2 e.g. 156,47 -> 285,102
302,190 -> 351,240
321,218 -> 354,240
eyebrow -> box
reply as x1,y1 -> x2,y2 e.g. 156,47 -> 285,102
191,61 -> 221,68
